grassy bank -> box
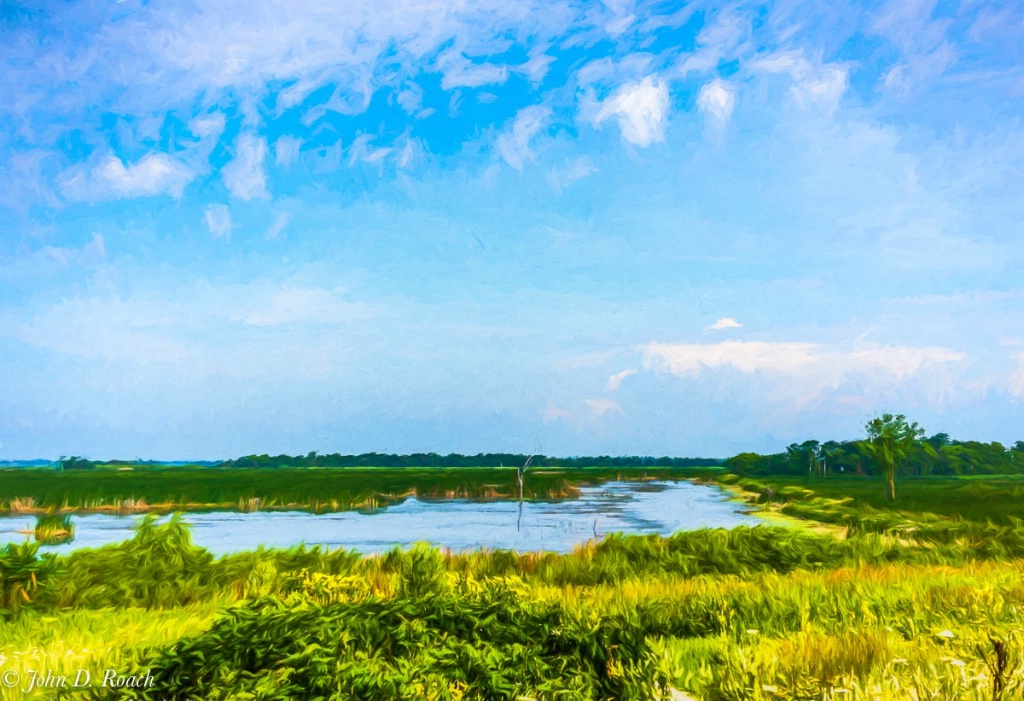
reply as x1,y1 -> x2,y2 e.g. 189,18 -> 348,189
718,472 -> 1024,523
0,466 -> 716,515
714,473 -> 1024,549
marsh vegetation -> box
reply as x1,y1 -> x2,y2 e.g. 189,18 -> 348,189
0,469 -> 1021,700
0,466 -> 713,515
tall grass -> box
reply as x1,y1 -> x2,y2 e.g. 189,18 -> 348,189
0,466 -> 708,515
32,512 -> 73,545
0,605 -> 220,701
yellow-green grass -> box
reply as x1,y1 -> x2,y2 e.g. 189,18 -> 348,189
8,552 -> 1024,699
723,473 -> 1024,525
32,513 -> 74,546
0,603 -> 221,700
75,558 -> 1024,701
713,481 -> 847,537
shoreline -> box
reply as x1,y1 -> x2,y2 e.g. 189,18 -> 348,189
708,479 -> 847,537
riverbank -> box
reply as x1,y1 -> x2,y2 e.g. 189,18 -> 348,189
710,478 -> 848,537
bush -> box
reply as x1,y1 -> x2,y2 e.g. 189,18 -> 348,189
100,584 -> 668,701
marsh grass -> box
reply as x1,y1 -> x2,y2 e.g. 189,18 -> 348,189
32,513 -> 73,546
0,466 -> 703,515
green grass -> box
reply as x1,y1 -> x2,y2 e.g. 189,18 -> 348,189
44,541 -> 1024,701
0,604 -> 221,701
32,513 -> 74,545
726,473 -> 1024,524
0,466 -> 716,515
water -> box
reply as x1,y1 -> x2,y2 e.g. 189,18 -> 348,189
0,480 -> 758,556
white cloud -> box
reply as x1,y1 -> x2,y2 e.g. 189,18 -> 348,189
645,341 -> 819,375
585,398 -> 623,416
275,136 -> 303,166
675,11 -> 748,76
605,13 -> 635,37
642,340 -> 969,408
265,211 -> 291,240
395,135 -> 425,169
1008,352 -> 1024,397
750,51 -> 848,113
223,132 -> 269,200
347,134 -> 393,167
396,82 -> 423,113
869,0 -> 958,98
42,233 -> 107,269
517,50 -> 555,84
696,79 -> 736,132
547,156 -> 598,193
14,295 -> 202,366
203,204 -> 232,240
242,288 -> 373,326
607,369 -> 637,391
793,66 -> 848,112
189,112 -> 226,140
435,48 -> 509,90
707,317 -> 742,331
62,154 -> 195,201
542,402 -> 570,421
496,105 -> 550,170
595,76 -> 670,147
644,340 -> 965,377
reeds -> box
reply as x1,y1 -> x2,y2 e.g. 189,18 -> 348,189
0,466 -> 693,516
33,511 -> 74,545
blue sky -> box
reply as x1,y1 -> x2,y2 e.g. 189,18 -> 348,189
1,0 -> 1022,460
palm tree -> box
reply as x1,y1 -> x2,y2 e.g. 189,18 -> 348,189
860,413 -> 925,501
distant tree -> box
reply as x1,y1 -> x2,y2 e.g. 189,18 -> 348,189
860,414 -> 926,501
59,456 -> 95,470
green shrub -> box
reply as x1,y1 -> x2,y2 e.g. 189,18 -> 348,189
0,541 -> 61,618
99,585 -> 668,701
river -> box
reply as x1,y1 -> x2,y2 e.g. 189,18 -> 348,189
0,480 -> 758,556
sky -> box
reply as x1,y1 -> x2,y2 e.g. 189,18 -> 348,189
1,0 -> 1022,461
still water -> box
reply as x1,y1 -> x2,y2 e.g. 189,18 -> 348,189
0,480 -> 758,556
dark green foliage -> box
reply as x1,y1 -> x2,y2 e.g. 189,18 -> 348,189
861,413 -> 928,501
58,455 -> 96,470
0,541 -> 61,618
726,435 -> 1024,478
0,466 -> 720,514
222,451 -> 720,470
47,514 -> 218,608
541,528 -> 848,585
94,587 -> 666,701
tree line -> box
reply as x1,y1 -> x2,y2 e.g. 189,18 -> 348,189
727,432 -> 1024,478
219,453 -> 721,469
